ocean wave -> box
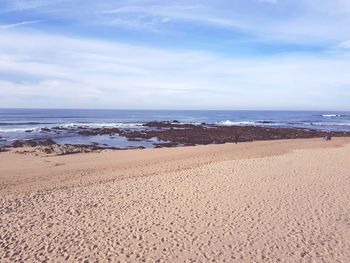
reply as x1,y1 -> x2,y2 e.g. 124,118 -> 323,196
171,121 -> 202,126
216,120 -> 256,126
59,122 -> 144,129
0,122 -> 54,126
321,114 -> 348,118
0,127 -> 39,133
0,122 -> 144,133
310,122 -> 350,126
216,120 -> 278,126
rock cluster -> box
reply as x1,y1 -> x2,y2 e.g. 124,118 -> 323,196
34,144 -> 96,155
78,127 -> 121,136
6,121 -> 350,154
11,139 -> 101,155
122,121 -> 350,147
12,139 -> 56,148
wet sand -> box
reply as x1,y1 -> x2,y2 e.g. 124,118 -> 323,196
1,138 -> 350,262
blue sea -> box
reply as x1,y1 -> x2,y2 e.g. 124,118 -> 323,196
1,109 -> 350,148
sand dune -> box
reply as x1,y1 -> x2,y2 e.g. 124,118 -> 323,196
1,138 -> 350,262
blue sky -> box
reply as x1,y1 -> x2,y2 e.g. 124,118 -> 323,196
0,0 -> 350,110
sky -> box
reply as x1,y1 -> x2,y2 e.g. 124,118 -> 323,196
0,0 -> 350,110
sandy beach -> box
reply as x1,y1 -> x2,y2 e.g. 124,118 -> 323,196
1,138 -> 350,262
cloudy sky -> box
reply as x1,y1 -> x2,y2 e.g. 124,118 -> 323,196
0,0 -> 349,110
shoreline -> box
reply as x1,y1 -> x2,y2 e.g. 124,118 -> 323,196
2,121 -> 350,155
1,137 -> 349,195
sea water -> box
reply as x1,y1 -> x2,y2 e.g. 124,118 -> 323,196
1,109 -> 350,148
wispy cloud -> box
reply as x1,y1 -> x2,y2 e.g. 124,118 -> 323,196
258,0 -> 279,4
339,40 -> 350,49
0,0 -> 69,13
0,1 -> 350,109
2,1 -> 350,45
0,20 -> 44,29
0,31 -> 349,109
96,1 -> 350,45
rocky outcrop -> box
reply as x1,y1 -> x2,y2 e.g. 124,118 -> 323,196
35,144 -> 95,155
144,121 -> 197,129
78,128 -> 121,136
8,121 -> 350,153
12,139 -> 56,148
127,121 -> 350,146
12,140 -> 37,148
41,128 -> 51,132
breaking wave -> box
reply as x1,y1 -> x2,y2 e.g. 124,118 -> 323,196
321,114 -> 348,118
217,120 -> 261,126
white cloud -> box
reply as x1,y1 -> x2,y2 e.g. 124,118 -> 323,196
161,17 -> 171,23
92,1 -> 350,46
1,1 -> 350,109
0,31 -> 349,109
2,1 -> 350,45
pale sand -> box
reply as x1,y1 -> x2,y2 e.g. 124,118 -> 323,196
1,138 -> 350,262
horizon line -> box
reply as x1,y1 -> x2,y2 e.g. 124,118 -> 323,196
0,108 -> 349,112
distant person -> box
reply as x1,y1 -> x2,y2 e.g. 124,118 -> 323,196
235,134 -> 240,144
323,135 -> 332,141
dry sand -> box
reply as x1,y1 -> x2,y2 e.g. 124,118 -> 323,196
1,138 -> 350,262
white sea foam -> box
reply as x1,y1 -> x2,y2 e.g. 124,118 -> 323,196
60,122 -> 143,128
310,122 -> 350,126
322,114 -> 342,118
216,120 -> 256,126
0,127 -> 40,133
171,121 -> 202,126
0,122 -> 144,133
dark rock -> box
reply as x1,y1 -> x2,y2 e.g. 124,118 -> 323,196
34,143 -> 106,155
12,140 -> 24,148
41,128 -> 51,132
25,140 -> 38,147
12,140 -> 38,147
145,121 -> 172,128
128,138 -> 143,142
119,121 -> 350,148
144,121 -> 197,129
257,121 -> 274,124
39,139 -> 56,146
154,142 -> 179,148
25,130 -> 33,133
78,127 -> 120,136
51,126 -> 69,131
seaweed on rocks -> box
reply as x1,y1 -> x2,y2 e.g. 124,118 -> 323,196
78,128 -> 121,136
122,121 -> 350,146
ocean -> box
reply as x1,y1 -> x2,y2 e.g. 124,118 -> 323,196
1,109 -> 350,148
